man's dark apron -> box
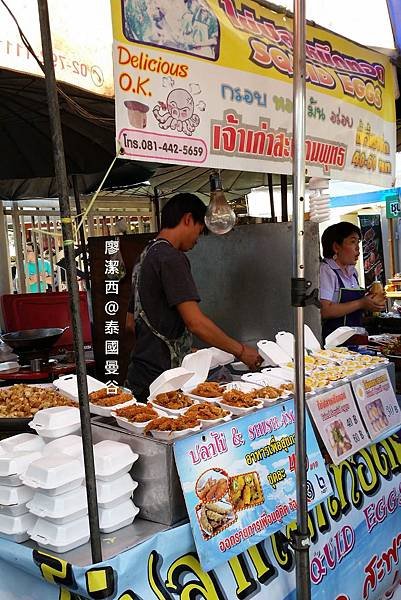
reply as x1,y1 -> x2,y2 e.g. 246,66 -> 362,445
321,260 -> 365,343
132,239 -> 193,368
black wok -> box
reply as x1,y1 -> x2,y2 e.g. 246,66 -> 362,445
1,328 -> 68,351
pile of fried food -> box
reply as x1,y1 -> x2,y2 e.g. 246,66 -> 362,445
152,391 -> 193,410
144,415 -> 199,433
198,502 -> 234,537
197,475 -> 228,502
250,385 -> 281,400
88,388 -> 133,407
184,402 -> 229,421
190,382 -> 224,398
229,472 -> 263,511
0,384 -> 75,418
115,404 -> 158,423
221,389 -> 261,408
379,336 -> 401,357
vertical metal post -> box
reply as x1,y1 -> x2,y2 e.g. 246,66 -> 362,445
292,0 -> 311,598
31,217 -> 43,292
45,216 -> 56,291
11,203 -> 26,294
37,0 -> 102,563
72,176 -> 91,292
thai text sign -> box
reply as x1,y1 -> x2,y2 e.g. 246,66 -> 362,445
174,398 -> 331,571
111,0 -> 396,186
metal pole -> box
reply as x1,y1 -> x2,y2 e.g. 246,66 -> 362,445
292,0 -> 311,598
72,176 -> 91,292
11,203 -> 26,294
37,0 -> 102,563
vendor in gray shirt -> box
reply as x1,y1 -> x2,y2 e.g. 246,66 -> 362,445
126,193 -> 261,402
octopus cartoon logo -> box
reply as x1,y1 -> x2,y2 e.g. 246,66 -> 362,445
153,89 -> 200,136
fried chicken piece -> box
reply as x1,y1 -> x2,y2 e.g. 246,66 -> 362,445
221,390 -> 259,408
90,392 -> 132,407
116,405 -> 158,423
152,391 -> 193,409
185,402 -> 229,420
144,415 -> 199,433
251,386 -> 280,399
191,382 -> 224,398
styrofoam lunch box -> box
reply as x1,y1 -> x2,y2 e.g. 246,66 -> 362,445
26,486 -> 88,524
0,434 -> 45,455
181,350 -> 224,402
96,473 -> 138,509
28,515 -> 90,553
42,435 -> 83,459
147,424 -> 201,441
217,398 -> 264,416
0,512 -> 36,543
0,450 -> 42,478
53,374 -> 136,417
0,484 -> 34,516
112,407 -> 166,434
148,366 -> 196,415
324,326 -> 358,349
94,441 -> 138,481
21,455 -> 84,495
98,499 -> 139,533
257,340 -> 292,367
29,407 -> 81,439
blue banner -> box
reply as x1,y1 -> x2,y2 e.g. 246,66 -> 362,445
174,399 -> 331,571
0,433 -> 401,599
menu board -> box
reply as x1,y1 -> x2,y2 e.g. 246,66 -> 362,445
351,369 -> 401,439
358,214 -> 386,288
307,383 -> 369,465
174,399 -> 331,572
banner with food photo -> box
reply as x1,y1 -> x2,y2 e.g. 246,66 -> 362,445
359,213 -> 386,288
110,0 -> 397,185
174,398 -> 331,571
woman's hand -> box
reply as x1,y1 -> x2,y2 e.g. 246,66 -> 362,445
361,294 -> 386,312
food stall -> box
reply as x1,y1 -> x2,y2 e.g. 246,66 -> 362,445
0,0 -> 400,598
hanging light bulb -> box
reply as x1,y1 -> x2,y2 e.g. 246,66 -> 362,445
205,172 -> 236,235
308,177 -> 331,223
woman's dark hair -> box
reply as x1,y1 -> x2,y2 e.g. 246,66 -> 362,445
161,193 -> 206,229
321,222 -> 361,258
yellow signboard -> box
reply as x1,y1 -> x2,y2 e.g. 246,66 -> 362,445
111,0 -> 397,185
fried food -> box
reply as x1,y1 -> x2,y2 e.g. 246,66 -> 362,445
221,389 -> 260,408
116,404 -> 158,423
229,472 -> 263,510
197,502 -> 235,538
251,386 -> 280,400
89,388 -> 122,401
152,391 -> 193,410
197,476 -> 228,501
191,382 -> 224,398
144,415 -> 199,433
89,391 -> 133,407
185,402 -> 229,420
0,384 -> 75,418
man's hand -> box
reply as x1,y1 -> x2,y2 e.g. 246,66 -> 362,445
239,345 -> 263,371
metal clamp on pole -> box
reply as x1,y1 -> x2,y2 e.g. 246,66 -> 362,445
289,529 -> 311,552
291,278 -> 320,308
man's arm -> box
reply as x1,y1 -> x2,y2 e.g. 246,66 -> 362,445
177,300 -> 261,370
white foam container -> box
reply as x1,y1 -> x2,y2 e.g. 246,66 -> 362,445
112,407 -> 166,434
0,512 -> 36,543
257,340 -> 292,366
94,440 -> 138,482
96,473 -> 138,509
28,515 -> 90,553
149,398 -> 197,416
148,424 -> 201,441
0,450 -> 42,478
42,435 -> 83,458
193,412 -> 232,428
0,502 -> 29,517
181,349 -> 225,403
304,325 -> 322,352
147,367 -> 194,401
0,483 -> 34,507
21,455 -> 84,494
53,375 -> 136,416
224,381 -> 262,393
0,474 -> 24,487
29,406 -> 81,439
325,326 -> 357,349
209,347 -> 235,369
98,499 -> 139,533
217,399 -> 263,416
27,486 -> 88,524
0,434 -> 45,455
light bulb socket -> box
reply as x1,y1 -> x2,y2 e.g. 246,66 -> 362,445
210,172 -> 222,192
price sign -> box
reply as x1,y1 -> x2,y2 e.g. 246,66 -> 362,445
307,384 -> 368,465
351,368 -> 401,439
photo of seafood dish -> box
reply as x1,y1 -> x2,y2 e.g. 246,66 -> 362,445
151,390 -> 193,410
326,420 -> 353,457
184,402 -> 230,424
115,404 -> 159,423
88,388 -> 133,407
190,382 -> 224,398
196,500 -> 236,540
196,469 -> 229,502
366,398 -> 389,433
229,472 -> 264,511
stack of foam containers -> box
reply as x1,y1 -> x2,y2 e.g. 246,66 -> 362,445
18,407 -> 140,552
0,433 -> 45,542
